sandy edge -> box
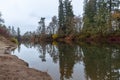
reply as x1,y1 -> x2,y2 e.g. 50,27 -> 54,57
0,37 -> 52,80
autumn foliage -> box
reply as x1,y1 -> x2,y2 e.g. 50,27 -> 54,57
0,26 -> 10,38
112,11 -> 120,20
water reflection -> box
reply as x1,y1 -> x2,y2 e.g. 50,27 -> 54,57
47,44 -> 59,63
13,42 -> 120,80
82,44 -> 120,80
57,43 -> 83,80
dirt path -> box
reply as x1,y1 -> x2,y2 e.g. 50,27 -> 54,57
0,37 -> 52,80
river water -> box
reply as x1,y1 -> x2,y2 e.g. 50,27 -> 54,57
12,43 -> 120,80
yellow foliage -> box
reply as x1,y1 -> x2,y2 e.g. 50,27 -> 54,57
112,11 -> 120,19
52,41 -> 58,46
52,34 -> 58,39
10,38 -> 18,44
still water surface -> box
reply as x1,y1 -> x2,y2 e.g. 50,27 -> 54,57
12,43 -> 120,80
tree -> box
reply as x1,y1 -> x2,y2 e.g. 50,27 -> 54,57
58,0 -> 75,35
37,17 -> 46,35
58,0 -> 65,34
83,0 -> 97,33
47,16 -> 58,34
74,16 -> 82,33
0,12 -> 11,37
17,27 -> 21,42
64,0 -> 75,35
0,12 -> 4,25
11,26 -> 17,37
94,0 -> 109,34
83,0 -> 120,34
106,0 -> 120,32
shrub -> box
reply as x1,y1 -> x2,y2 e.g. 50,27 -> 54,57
52,34 -> 58,40
52,41 -> 58,45
0,26 -> 10,37
10,38 -> 18,44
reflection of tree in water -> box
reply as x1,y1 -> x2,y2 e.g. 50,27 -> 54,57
37,43 -> 47,62
17,43 -> 21,53
22,42 -> 85,80
37,42 -> 84,80
17,42 -> 120,80
23,42 -> 35,48
23,42 -> 48,62
82,45 -> 120,80
47,44 -> 59,63
58,43 -> 83,80
36,43 -> 59,63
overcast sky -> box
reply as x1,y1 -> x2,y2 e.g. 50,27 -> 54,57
0,0 -> 83,34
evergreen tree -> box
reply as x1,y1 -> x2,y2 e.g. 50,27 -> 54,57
58,0 -> 74,35
58,0 -> 65,34
83,0 -> 120,34
12,26 -> 17,37
17,27 -> 21,42
83,0 -> 97,33
64,0 -> 75,35
94,0 -> 109,34
37,17 -> 46,35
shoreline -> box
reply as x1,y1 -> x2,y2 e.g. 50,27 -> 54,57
0,36 -> 52,80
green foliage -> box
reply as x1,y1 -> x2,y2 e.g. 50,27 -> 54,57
83,0 -> 97,32
77,32 -> 91,41
58,0 -> 74,35
83,0 -> 120,35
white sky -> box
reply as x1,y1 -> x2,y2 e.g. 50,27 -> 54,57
0,0 -> 83,34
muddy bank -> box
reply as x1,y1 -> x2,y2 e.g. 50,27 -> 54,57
0,36 -> 52,80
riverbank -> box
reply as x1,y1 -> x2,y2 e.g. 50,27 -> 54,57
0,36 -> 52,80
54,33 -> 120,44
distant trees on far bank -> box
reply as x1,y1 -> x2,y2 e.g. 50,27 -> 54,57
0,12 -> 21,42
1,0 -> 120,43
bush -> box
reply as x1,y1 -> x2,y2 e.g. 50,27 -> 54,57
52,34 -> 58,40
0,26 -> 10,38
10,38 -> 18,44
52,41 -> 58,45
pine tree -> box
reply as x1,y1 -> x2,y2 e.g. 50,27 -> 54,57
12,26 -> 17,37
58,0 -> 65,34
58,0 -> 74,35
17,27 -> 21,42
83,0 -> 97,33
83,0 -> 120,34
64,0 -> 74,35
37,17 -> 46,35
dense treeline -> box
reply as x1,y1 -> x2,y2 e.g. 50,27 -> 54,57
22,0 -> 120,43
22,0 -> 82,42
83,0 -> 120,34
80,0 -> 120,43
1,0 -> 120,43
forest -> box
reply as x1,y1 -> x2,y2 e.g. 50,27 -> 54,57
0,0 -> 120,44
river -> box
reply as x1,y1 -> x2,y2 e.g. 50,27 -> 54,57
12,42 -> 120,80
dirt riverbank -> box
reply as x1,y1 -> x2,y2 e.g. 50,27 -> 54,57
0,36 -> 52,80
